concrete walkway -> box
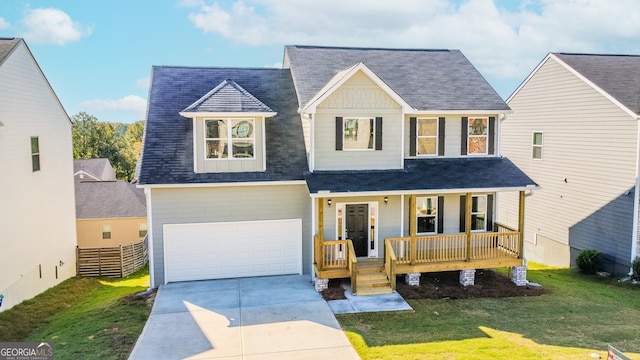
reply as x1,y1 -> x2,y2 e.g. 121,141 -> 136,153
327,283 -> 413,314
129,275 -> 360,360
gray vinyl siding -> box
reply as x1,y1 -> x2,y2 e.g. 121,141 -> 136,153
148,184 -> 311,287
193,117 -> 265,173
498,56 -> 637,272
314,71 -> 403,170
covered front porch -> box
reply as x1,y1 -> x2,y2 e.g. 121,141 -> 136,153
313,192 -> 527,295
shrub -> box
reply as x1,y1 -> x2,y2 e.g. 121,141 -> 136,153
575,249 -> 603,274
631,258 -> 640,281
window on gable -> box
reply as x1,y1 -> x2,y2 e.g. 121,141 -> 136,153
468,117 -> 488,155
31,136 -> 40,172
417,118 -> 438,155
102,224 -> 112,240
139,223 -> 148,238
205,119 -> 254,159
532,132 -> 543,159
416,197 -> 437,234
343,117 -> 374,150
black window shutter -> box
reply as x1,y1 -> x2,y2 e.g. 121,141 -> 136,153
459,195 -> 466,232
438,117 -> 445,156
335,117 -> 343,150
437,196 -> 444,234
461,117 -> 468,155
488,116 -> 496,155
486,194 -> 494,231
409,117 -> 417,156
375,117 -> 383,150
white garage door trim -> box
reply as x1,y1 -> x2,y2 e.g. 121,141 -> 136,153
163,219 -> 302,283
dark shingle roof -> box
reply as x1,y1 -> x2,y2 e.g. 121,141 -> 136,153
304,157 -> 536,194
554,53 -> 640,115
75,181 -> 146,219
181,79 -> 275,113
285,45 -> 509,111
74,158 -> 116,181
137,67 -> 308,185
0,38 -> 21,65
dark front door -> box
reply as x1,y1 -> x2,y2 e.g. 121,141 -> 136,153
346,204 -> 368,257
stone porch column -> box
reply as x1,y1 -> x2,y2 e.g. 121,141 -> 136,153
459,269 -> 476,286
315,278 -> 328,292
405,272 -> 421,286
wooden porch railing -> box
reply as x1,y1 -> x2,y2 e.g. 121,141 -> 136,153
347,241 -> 358,293
384,240 -> 397,290
385,230 -> 521,265
313,235 -> 353,279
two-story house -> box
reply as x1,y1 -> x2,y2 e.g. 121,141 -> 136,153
0,38 -> 77,311
137,46 -> 536,294
498,53 -> 640,274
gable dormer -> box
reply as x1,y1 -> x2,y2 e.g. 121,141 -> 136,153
180,79 -> 276,173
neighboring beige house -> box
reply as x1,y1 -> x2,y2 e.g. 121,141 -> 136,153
74,158 -> 116,182
75,180 -> 147,247
0,38 -> 77,311
138,46 -> 536,294
498,53 -> 640,274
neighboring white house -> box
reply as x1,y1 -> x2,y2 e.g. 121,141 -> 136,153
138,46 -> 536,294
0,38 -> 77,311
498,53 -> 640,274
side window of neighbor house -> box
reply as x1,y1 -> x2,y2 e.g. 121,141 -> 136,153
205,119 -> 255,159
416,197 -> 437,234
31,136 -> 40,172
532,132 -> 543,159
102,224 -> 112,240
139,223 -> 148,238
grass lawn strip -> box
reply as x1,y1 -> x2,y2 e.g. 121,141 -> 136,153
0,267 -> 151,360
337,264 -> 640,360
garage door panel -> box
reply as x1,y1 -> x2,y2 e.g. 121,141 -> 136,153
164,219 -> 302,283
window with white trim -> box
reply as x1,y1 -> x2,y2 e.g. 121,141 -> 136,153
417,118 -> 438,156
416,196 -> 437,234
102,224 -> 112,240
468,117 -> 488,155
139,223 -> 148,238
532,131 -> 543,159
343,117 -> 375,150
471,195 -> 487,231
205,119 -> 255,159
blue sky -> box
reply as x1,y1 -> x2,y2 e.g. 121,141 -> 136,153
1,0 -> 639,123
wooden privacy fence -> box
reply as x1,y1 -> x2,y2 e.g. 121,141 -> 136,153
76,238 -> 148,277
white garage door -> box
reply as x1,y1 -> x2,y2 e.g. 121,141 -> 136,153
164,219 -> 302,283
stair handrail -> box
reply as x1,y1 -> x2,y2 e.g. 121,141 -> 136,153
347,240 -> 357,294
384,239 -> 397,290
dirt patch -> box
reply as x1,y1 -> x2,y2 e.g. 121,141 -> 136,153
396,270 -> 546,300
320,279 -> 347,301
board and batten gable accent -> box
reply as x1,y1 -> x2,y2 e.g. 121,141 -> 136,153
498,55 -> 638,271
147,184 -> 311,287
0,40 -> 77,311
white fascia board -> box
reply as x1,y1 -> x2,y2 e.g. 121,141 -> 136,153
179,111 -> 277,118
410,110 -> 513,115
308,185 -> 536,198
301,62 -> 414,114
137,180 -> 307,189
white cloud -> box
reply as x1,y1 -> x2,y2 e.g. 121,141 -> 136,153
266,62 -> 282,68
78,95 -> 147,121
0,17 -> 10,30
21,8 -> 92,45
135,76 -> 151,89
185,0 -> 640,92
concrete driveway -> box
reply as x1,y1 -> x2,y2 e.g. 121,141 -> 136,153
129,275 -> 360,360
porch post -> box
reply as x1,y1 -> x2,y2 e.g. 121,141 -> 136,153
465,192 -> 472,261
318,197 -> 324,241
410,194 -> 417,264
518,190 -> 525,259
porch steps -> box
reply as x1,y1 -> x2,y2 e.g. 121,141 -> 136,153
355,258 -> 392,296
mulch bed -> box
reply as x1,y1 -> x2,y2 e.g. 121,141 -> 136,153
396,270 -> 546,300
320,270 -> 545,301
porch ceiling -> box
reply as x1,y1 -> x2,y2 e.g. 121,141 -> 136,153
304,157 -> 536,194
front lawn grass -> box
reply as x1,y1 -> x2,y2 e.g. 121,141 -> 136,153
338,263 -> 640,359
0,267 -> 151,360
